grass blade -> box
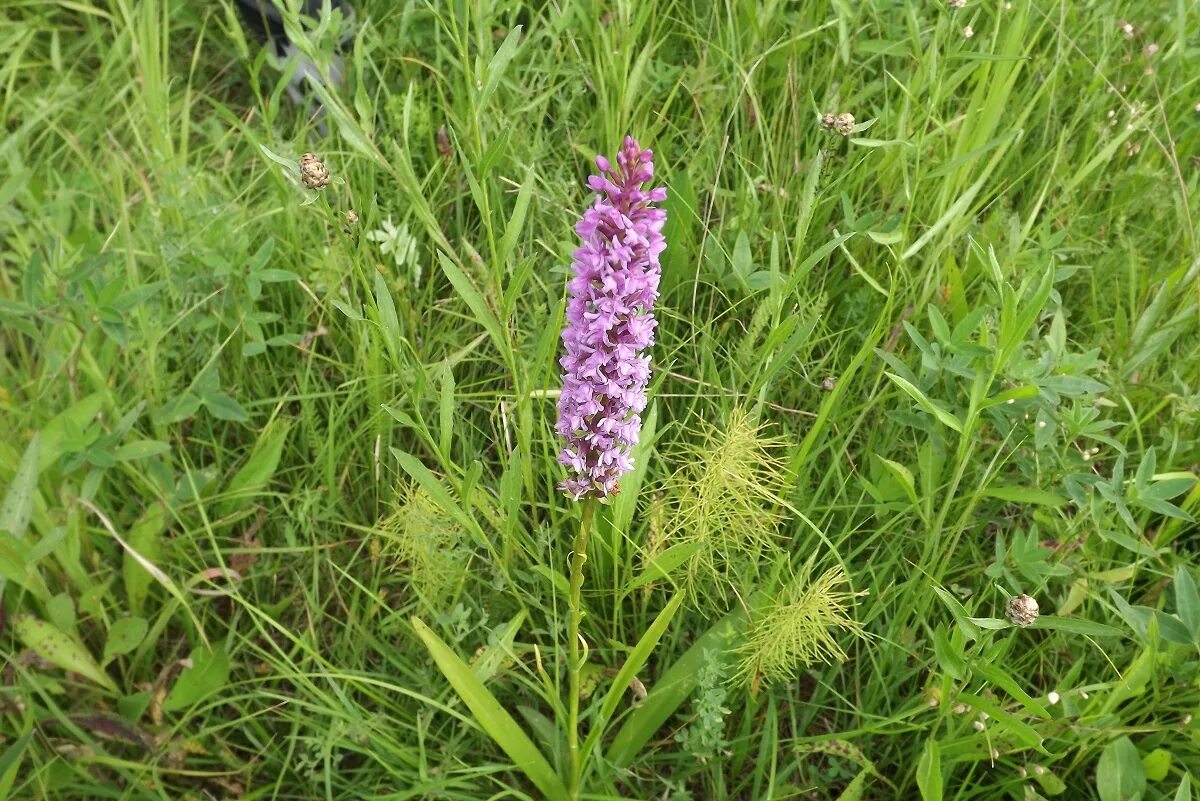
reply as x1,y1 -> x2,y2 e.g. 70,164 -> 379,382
581,591 -> 684,766
412,617 -> 568,801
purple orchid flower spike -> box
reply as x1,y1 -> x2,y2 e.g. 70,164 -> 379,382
555,136 -> 667,500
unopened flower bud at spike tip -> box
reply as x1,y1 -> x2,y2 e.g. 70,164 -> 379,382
556,137 -> 667,500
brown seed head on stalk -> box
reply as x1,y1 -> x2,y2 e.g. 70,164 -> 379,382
300,153 -> 331,189
833,113 -> 855,136
1006,594 -> 1040,627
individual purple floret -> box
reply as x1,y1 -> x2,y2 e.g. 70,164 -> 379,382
556,136 -> 667,500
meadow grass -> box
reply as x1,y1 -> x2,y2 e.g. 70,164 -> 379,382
2,1 -> 1199,799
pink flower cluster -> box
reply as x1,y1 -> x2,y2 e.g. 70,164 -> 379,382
556,137 -> 667,500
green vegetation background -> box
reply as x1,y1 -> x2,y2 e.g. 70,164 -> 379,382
1,1 -> 1198,799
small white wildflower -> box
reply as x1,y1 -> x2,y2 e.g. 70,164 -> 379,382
1006,398 -> 1015,405
1003,1 -> 1012,8
1018,767 -> 1028,778
1183,714 -> 1193,725
1145,42 -> 1159,56
948,0 -> 965,7
963,25 -> 974,38
990,748 -> 1000,760
953,703 -> 968,714
1033,765 -> 1047,776
1194,103 -> 1200,113
367,217 -> 421,282
1037,420 -> 1047,428
1083,452 -> 1091,462
979,711 -> 990,721
973,720 -> 986,731
1080,690 -> 1090,700
1119,21 -> 1135,39
1048,691 -> 1060,704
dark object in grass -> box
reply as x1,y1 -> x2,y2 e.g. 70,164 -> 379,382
233,0 -> 353,112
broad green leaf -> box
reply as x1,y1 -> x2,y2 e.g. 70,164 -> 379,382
124,504 -> 165,616
982,485 -> 1067,507
103,617 -> 148,663
479,26 -> 524,108
972,661 -> 1050,718
582,591 -> 684,766
15,615 -> 116,692
885,373 -> 962,432
933,586 -> 981,640
470,611 -> 525,684
931,626 -> 966,681
1029,615 -> 1124,638
163,646 -> 231,712
1142,748 -> 1172,782
373,271 -> 402,364
879,457 -> 921,516
1174,566 -> 1200,639
958,691 -> 1047,752
436,252 -> 506,357
497,163 -> 535,268
38,394 -> 103,469
219,423 -> 290,516
1096,736 -> 1146,801
982,385 -> 1040,407
1175,774 -> 1192,801
1,434 -> 40,538
622,540 -> 702,597
412,617 -> 567,801
916,738 -> 943,801
112,440 -> 170,461
203,392 -> 248,422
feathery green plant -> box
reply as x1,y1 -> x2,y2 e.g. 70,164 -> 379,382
666,408 -> 786,607
736,561 -> 864,689
377,485 -> 466,606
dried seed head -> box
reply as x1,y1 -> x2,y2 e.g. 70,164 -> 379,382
820,112 -> 838,130
821,376 -> 837,392
300,153 -> 331,189
963,25 -> 974,38
1119,21 -> 1135,39
1006,594 -> 1039,627
345,209 -> 358,225
833,112 -> 855,136
948,0 -> 965,8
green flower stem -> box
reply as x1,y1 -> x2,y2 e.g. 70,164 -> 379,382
567,499 -> 596,799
